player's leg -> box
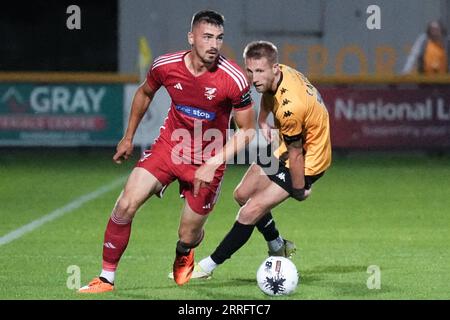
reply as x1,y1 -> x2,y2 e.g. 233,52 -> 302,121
171,164 -> 225,285
79,140 -> 177,293
199,182 -> 290,275
233,163 -> 296,257
233,163 -> 269,205
79,168 -> 164,293
178,200 -> 208,246
103,168 -> 163,271
172,200 -> 209,285
79,141 -> 180,293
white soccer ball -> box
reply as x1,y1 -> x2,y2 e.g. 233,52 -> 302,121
256,256 -> 299,296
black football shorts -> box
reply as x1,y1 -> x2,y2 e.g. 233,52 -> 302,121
256,155 -> 324,195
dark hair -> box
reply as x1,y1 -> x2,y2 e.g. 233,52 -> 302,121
191,10 -> 225,30
243,41 -> 278,65
426,20 -> 447,37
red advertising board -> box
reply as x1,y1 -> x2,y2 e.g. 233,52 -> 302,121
318,85 -> 450,149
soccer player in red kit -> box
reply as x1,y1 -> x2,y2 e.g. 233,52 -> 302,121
79,10 -> 292,292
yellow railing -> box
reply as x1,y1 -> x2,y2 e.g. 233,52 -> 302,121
309,74 -> 450,84
1,72 -> 450,84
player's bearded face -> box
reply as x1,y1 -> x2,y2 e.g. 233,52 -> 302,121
190,22 -> 224,64
245,58 -> 276,93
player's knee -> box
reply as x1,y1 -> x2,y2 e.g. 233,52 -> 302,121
233,187 -> 248,206
114,196 -> 139,220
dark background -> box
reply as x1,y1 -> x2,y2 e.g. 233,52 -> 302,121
0,0 -> 118,71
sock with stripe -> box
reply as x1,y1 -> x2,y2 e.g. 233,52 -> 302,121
100,212 -> 132,284
256,211 -> 285,252
255,211 -> 280,241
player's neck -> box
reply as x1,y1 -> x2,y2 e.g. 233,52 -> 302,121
270,71 -> 283,93
185,52 -> 215,76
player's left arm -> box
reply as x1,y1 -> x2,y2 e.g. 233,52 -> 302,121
281,99 -> 309,201
223,106 -> 257,159
193,107 -> 255,197
286,137 -> 308,201
207,106 -> 256,165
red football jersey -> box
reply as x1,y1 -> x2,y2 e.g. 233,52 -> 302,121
146,50 -> 253,164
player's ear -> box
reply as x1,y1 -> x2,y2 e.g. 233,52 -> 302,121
187,32 -> 194,46
272,63 -> 280,74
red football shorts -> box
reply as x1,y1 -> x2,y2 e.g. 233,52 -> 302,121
135,141 -> 225,215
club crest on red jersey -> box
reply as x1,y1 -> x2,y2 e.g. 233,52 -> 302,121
204,87 -> 217,100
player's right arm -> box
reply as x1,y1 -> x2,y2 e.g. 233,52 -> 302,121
113,81 -> 156,164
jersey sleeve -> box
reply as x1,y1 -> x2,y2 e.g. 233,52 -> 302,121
230,84 -> 253,111
226,64 -> 253,111
146,60 -> 163,92
280,100 -> 306,143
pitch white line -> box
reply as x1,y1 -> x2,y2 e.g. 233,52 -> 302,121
0,176 -> 126,247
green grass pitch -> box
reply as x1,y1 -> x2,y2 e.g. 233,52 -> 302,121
0,149 -> 449,300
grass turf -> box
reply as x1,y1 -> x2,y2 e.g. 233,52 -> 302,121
0,149 -> 449,299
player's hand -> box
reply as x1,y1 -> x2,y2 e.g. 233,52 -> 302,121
259,122 -> 275,143
113,138 -> 133,164
193,163 -> 218,197
291,186 -> 312,201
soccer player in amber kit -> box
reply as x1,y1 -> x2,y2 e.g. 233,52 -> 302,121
192,41 -> 332,278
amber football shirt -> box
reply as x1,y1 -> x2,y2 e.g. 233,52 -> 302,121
263,64 -> 331,175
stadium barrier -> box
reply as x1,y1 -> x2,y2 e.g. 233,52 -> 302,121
316,80 -> 450,150
0,73 -> 133,146
1,72 -> 450,150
